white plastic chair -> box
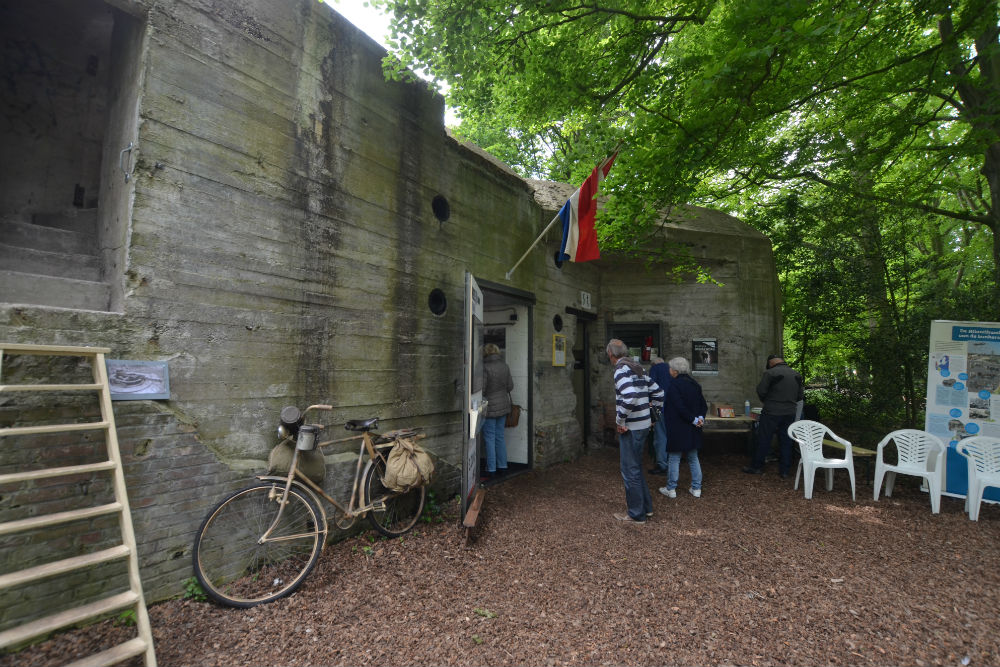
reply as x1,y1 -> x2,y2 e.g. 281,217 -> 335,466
956,436 -> 1000,521
873,429 -> 945,513
788,420 -> 856,501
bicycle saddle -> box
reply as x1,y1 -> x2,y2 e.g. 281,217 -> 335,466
345,417 -> 379,432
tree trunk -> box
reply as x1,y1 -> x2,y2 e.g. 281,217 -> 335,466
940,10 -> 1000,309
981,145 -> 1000,309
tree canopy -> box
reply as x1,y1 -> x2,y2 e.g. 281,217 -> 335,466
378,0 -> 1000,430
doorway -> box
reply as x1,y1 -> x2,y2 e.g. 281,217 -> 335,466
0,0 -> 144,311
567,307 -> 597,448
479,280 -> 534,483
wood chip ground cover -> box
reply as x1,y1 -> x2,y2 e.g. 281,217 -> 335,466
4,448 -> 999,666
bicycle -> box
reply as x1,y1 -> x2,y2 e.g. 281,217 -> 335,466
192,404 -> 428,607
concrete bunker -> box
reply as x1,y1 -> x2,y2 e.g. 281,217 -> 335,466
0,0 -> 782,617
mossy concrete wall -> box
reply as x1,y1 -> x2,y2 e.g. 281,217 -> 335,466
594,205 -> 781,421
0,0 -> 780,623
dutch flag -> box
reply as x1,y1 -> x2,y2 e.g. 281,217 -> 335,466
556,151 -> 618,263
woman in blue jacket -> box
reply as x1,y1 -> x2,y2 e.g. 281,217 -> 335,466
658,357 -> 707,498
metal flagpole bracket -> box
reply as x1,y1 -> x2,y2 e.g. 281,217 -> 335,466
119,142 -> 134,182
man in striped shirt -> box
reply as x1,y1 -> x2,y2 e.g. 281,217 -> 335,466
607,339 -> 665,524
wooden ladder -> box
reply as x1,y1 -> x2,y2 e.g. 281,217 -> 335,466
0,343 -> 156,666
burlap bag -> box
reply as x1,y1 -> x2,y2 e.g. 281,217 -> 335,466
382,437 -> 434,492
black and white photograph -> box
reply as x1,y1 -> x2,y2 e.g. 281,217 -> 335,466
692,338 -> 719,374
105,359 -> 170,400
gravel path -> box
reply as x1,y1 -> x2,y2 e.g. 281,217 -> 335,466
5,446 -> 1000,666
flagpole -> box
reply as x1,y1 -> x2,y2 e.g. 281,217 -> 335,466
505,211 -> 561,280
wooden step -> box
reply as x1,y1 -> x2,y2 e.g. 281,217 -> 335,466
0,545 -> 131,589
0,343 -> 110,355
0,460 -> 117,485
0,420 -> 110,437
0,502 -> 123,536
65,637 -> 149,667
0,590 -> 139,650
0,383 -> 104,392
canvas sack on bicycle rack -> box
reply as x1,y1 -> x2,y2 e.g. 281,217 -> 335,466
381,435 -> 435,491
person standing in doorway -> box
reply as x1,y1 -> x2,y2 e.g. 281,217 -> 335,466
744,354 -> 804,478
607,339 -> 664,524
647,357 -> 671,475
658,357 -> 707,498
482,343 -> 513,480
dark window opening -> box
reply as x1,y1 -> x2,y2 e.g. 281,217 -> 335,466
428,288 -> 448,315
432,195 -> 450,222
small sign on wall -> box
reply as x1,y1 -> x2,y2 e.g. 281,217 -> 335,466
553,334 -> 567,366
106,359 -> 170,400
692,338 -> 719,375
579,291 -> 592,309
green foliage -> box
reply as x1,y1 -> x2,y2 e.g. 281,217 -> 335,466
182,577 -> 207,602
378,0 -> 1000,431
473,607 -> 497,618
420,490 -> 446,524
379,0 -> 1000,294
113,609 -> 137,627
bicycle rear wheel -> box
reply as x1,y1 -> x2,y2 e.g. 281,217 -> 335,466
193,481 -> 322,607
364,457 -> 426,537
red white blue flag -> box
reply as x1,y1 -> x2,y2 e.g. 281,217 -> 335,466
556,151 -> 617,263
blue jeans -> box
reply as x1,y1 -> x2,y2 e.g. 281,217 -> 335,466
651,417 -> 668,469
666,450 -> 702,490
619,427 -> 652,520
481,415 -> 508,473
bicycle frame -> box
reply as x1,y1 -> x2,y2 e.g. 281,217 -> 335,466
256,405 -> 407,547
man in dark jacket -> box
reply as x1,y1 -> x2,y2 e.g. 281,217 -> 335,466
744,355 -> 804,477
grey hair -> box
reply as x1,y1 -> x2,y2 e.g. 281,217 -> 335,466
653,356 -> 665,364
606,339 -> 628,359
668,357 -> 690,374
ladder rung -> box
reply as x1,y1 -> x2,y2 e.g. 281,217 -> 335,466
0,343 -> 110,355
0,502 -> 123,536
64,637 -> 149,667
0,545 -> 131,590
0,420 -> 110,437
0,383 -> 104,392
0,590 -> 139,650
0,460 -> 117,485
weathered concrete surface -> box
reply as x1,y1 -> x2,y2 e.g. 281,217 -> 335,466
0,0 -> 781,624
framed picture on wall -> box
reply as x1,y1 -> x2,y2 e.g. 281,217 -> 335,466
692,338 -> 719,375
553,334 -> 567,366
106,359 -> 170,400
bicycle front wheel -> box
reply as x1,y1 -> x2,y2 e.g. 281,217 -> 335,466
364,457 -> 426,537
193,482 -> 322,607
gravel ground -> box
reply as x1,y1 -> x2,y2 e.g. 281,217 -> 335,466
5,445 -> 1000,666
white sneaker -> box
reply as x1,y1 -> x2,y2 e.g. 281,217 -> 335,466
658,487 -> 676,498
689,488 -> 701,498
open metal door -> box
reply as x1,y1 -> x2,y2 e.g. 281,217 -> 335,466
462,273 -> 487,517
